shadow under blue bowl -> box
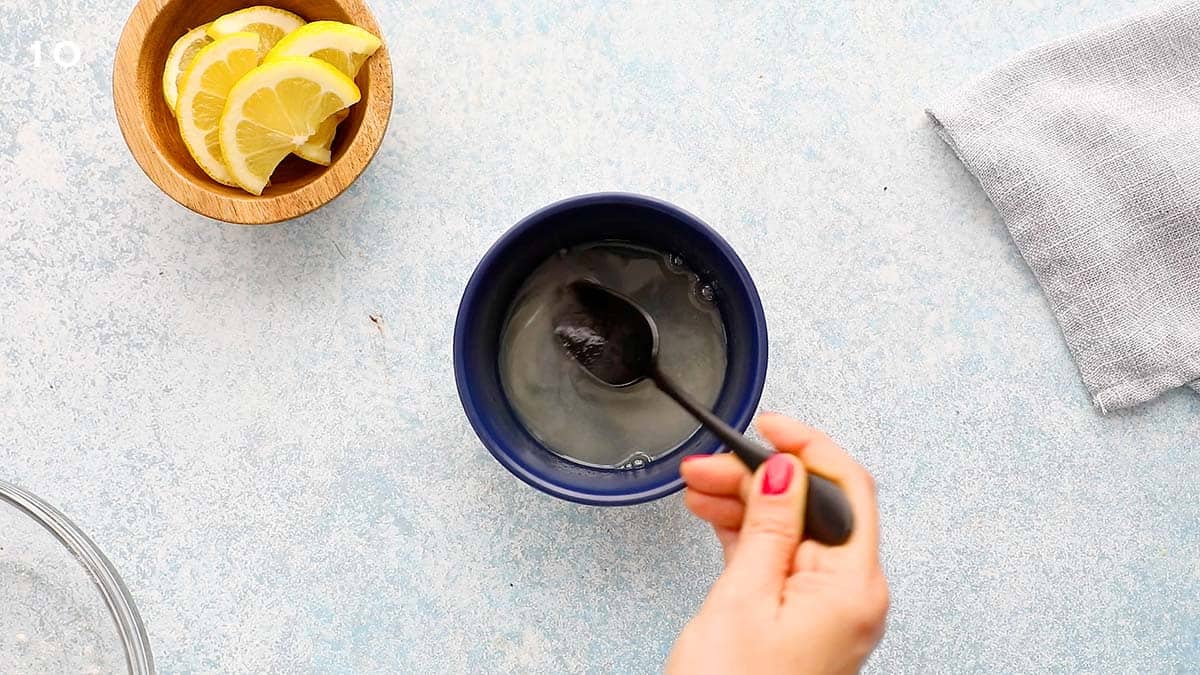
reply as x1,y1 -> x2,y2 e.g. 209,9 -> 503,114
454,193 -> 768,506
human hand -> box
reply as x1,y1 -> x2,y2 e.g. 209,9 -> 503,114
666,414 -> 888,675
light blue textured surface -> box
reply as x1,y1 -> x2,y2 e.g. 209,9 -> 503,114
1,1 -> 1197,672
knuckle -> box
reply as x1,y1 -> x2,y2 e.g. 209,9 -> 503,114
841,460 -> 875,493
859,469 -> 877,494
847,606 -> 884,642
852,578 -> 890,637
715,510 -> 745,530
742,515 -> 799,543
828,576 -> 889,644
737,475 -> 755,502
869,579 -> 891,620
814,428 -> 838,447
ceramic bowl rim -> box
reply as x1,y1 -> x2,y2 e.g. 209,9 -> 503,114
453,192 -> 769,506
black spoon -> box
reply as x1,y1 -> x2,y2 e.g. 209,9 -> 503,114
554,279 -> 853,546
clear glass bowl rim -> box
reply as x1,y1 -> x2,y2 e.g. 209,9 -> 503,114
0,479 -> 154,674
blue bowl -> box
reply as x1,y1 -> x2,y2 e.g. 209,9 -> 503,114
454,193 -> 768,506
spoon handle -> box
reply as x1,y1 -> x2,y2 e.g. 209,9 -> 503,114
653,368 -> 854,546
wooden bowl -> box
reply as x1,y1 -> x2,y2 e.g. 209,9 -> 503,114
114,0 -> 393,225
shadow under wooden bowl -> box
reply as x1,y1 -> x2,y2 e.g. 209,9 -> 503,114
114,0 -> 393,225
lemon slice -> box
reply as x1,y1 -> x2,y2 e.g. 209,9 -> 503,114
176,32 -> 262,187
219,57 -> 361,195
263,21 -> 382,78
295,109 -> 349,166
207,6 -> 305,53
162,24 -> 213,113
264,21 -> 381,165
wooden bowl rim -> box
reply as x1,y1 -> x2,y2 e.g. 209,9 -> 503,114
113,0 -> 393,225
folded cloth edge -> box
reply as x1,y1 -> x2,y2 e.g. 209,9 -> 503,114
925,1 -> 1200,413
927,109 -> 1200,413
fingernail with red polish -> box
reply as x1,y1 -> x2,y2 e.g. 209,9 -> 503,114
682,455 -> 705,464
761,454 -> 794,495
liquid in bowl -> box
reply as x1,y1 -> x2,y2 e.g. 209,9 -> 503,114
499,242 -> 728,468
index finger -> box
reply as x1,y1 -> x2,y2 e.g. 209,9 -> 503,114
756,414 -> 880,564
680,453 -> 749,497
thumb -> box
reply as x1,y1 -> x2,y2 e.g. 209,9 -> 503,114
723,453 -> 807,595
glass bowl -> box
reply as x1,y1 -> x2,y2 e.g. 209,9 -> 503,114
0,480 -> 154,674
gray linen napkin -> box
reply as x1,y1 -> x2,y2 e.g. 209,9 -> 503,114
928,1 -> 1200,412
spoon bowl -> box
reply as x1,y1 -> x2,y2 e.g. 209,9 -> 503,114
554,280 -> 658,388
